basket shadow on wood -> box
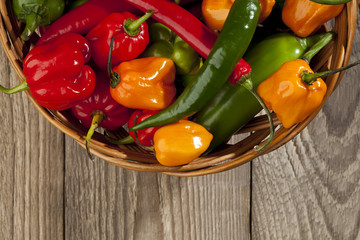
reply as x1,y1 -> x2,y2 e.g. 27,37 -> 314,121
0,0 -> 357,176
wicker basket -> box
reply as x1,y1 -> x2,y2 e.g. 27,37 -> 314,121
0,0 -> 358,176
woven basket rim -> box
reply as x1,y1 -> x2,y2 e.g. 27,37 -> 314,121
0,0 -> 358,176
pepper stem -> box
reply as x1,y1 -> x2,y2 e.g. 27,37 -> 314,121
123,10 -> 154,37
21,12 -> 40,41
107,37 -> 121,89
105,134 -> 135,145
241,79 -> 274,152
133,115 -> 155,152
0,81 -> 29,94
301,32 -> 334,63
301,59 -> 360,85
85,110 -> 105,160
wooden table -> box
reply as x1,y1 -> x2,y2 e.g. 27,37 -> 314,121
1,18 -> 359,240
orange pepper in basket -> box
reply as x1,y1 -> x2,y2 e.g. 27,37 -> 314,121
153,120 -> 213,166
257,59 -> 327,128
201,0 -> 275,31
109,53 -> 176,110
281,0 -> 344,37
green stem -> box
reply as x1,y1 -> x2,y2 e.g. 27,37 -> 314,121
21,12 -> 40,41
241,79 -> 274,152
301,59 -> 360,85
0,81 -> 29,94
107,37 -> 121,89
85,111 -> 105,160
133,116 -> 155,152
105,134 -> 135,145
309,0 -> 351,4
124,10 -> 154,36
301,32 -> 334,63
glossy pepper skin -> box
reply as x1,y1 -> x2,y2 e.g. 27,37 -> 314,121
193,32 -> 333,152
153,120 -> 213,166
13,0 -> 65,40
202,0 -> 275,31
141,23 -> 201,75
36,0 -> 140,45
71,71 -> 133,130
128,110 -> 161,147
123,0 -> 252,85
129,0 -> 260,132
257,59 -> 327,128
110,57 -> 177,111
23,33 -> 95,110
282,0 -> 344,37
86,11 -> 152,70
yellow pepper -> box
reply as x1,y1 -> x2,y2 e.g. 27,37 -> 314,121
110,56 -> 177,110
153,120 -> 213,166
201,0 -> 275,31
257,59 -> 327,128
282,0 -> 344,37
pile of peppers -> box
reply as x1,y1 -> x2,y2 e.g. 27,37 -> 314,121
1,0 -> 355,166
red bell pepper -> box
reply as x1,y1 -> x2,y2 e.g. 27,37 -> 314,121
123,0 -> 252,84
0,33 -> 95,111
86,10 -> 153,70
36,0 -> 141,45
72,71 -> 133,154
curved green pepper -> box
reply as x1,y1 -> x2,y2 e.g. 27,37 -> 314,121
130,0 -> 260,132
193,32 -> 334,152
141,23 -> 201,75
13,0 -> 65,40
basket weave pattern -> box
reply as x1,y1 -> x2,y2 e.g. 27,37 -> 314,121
0,0 -> 358,176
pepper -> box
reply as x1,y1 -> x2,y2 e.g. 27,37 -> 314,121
13,0 -> 65,40
202,0 -> 275,31
36,0 -> 140,45
129,0 -> 260,132
152,120 -> 213,166
193,32 -> 334,152
71,71 -> 133,155
0,33 -> 96,110
67,0 -> 88,11
140,23 -> 201,75
123,0 -> 252,85
108,38 -> 177,111
257,58 -> 360,128
282,0 -> 345,37
85,10 -> 153,70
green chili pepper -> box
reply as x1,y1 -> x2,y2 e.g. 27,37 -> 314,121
130,0 -> 260,132
13,0 -> 65,40
141,23 -> 201,75
193,32 -> 334,152
67,0 -> 88,11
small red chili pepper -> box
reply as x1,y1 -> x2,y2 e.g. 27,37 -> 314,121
36,0 -> 141,45
0,33 -> 95,111
128,109 -> 161,147
123,0 -> 252,84
86,10 -> 153,70
72,71 -> 133,156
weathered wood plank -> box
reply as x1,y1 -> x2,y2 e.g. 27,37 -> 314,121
0,47 -> 65,239
64,139 -> 250,240
251,15 -> 360,240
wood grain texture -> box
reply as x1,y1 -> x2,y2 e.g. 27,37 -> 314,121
64,139 -> 250,240
251,13 -> 360,240
0,47 -> 65,239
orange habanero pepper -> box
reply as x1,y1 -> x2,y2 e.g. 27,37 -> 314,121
153,120 -> 213,166
282,0 -> 344,37
257,59 -> 327,128
202,0 -> 275,31
109,56 -> 176,110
